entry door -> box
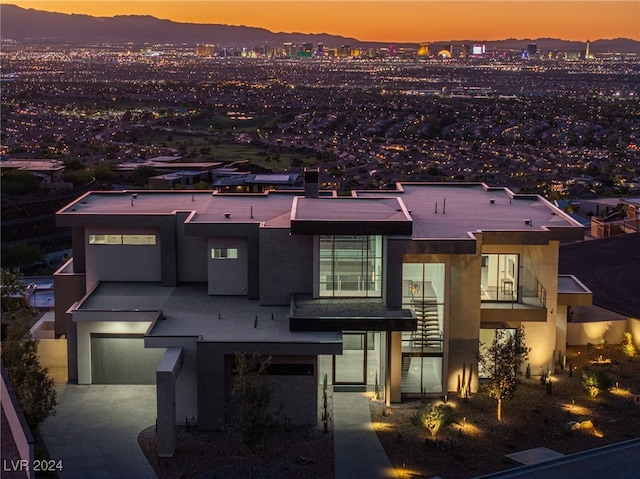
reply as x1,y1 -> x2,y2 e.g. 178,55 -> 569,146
334,332 -> 367,384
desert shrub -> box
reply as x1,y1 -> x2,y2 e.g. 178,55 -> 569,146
581,369 -> 613,399
621,332 -> 636,359
411,402 -> 455,438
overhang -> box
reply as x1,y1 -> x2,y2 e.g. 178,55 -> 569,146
557,274 -> 593,306
289,295 -> 416,332
481,304 -> 548,323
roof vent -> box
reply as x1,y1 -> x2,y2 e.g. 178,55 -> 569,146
490,199 -> 495,204
524,219 -> 532,226
224,212 -> 231,219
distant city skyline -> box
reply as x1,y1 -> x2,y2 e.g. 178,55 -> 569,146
3,1 -> 639,43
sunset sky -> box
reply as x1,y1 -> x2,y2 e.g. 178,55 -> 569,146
4,1 -> 640,42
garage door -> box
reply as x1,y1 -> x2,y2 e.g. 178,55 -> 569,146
91,334 -> 165,384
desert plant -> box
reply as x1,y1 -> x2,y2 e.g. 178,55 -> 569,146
476,326 -> 530,422
374,371 -> 380,400
581,369 -> 613,399
621,332 -> 636,359
459,361 -> 473,400
539,368 -> 550,385
232,352 -> 273,462
525,363 -> 531,379
322,373 -> 329,433
411,402 -> 455,438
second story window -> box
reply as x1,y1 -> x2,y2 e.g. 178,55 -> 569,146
319,235 -> 382,297
481,254 -> 519,302
89,234 -> 156,245
211,248 -> 238,259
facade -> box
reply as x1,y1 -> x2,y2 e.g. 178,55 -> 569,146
54,174 -> 587,456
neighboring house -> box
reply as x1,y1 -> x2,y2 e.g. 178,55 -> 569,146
588,198 -> 640,238
0,159 -> 66,184
53,172 -> 587,456
559,233 -> 640,346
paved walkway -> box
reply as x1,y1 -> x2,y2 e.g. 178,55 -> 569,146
40,384 -> 157,478
333,392 -> 398,479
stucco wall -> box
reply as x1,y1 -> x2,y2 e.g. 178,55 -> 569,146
447,253 -> 482,393
197,342 -> 328,430
145,336 -> 199,423
560,303 -> 640,349
176,212 -> 207,283
37,339 -> 68,369
629,318 -> 640,347
521,242 -> 561,372
53,262 -> 85,337
207,237 -> 248,295
259,228 -> 313,305
567,319 -> 629,346
85,227 -> 161,285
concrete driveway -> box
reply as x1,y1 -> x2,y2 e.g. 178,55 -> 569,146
40,384 -> 157,478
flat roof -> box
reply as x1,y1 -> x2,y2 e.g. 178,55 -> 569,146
77,282 -> 341,344
57,184 -> 582,238
57,191 -> 299,225
0,159 -> 65,171
358,183 -> 582,239
558,275 -> 592,295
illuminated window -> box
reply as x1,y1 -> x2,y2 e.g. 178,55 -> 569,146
401,263 -> 445,394
481,254 -> 519,302
89,234 -> 122,245
319,235 -> 382,297
122,235 -> 156,245
89,234 -> 156,245
211,248 -> 238,259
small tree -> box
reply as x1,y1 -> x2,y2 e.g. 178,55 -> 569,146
411,401 -> 455,438
476,326 -> 530,422
1,316 -> 57,433
232,352 -> 273,468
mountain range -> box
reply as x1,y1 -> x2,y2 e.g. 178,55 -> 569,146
1,4 -> 639,53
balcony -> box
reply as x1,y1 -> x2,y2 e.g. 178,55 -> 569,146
481,267 -> 548,323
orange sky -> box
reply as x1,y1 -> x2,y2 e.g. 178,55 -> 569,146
4,1 -> 640,42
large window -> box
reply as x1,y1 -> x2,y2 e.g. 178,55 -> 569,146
401,263 -> 445,394
319,235 -> 382,297
89,234 -> 156,245
481,254 -> 519,302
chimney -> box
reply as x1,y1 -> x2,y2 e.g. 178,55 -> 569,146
304,167 -> 319,198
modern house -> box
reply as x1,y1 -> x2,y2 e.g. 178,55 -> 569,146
53,172 -> 588,456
